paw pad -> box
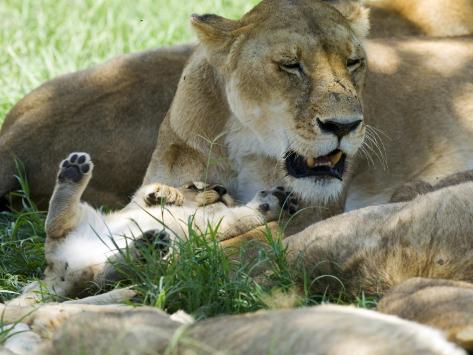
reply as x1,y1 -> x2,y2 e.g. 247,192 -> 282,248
58,152 -> 93,183
256,186 -> 300,216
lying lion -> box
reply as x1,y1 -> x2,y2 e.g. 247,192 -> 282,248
285,179 -> 473,296
14,152 -> 295,303
7,304 -> 464,355
377,277 -> 473,351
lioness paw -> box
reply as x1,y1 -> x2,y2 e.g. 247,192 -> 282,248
58,152 -> 93,184
144,184 -> 184,206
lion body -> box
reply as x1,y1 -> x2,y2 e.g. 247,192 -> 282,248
285,182 -> 473,296
0,45 -> 192,208
377,278 -> 473,351
2,304 -> 463,355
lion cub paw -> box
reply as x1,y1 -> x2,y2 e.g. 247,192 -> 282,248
253,186 -> 299,220
144,183 -> 184,206
58,152 -> 93,184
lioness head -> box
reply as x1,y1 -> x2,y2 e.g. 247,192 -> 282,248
192,0 -> 369,202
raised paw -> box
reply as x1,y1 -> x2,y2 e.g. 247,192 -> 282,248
144,183 -> 184,206
58,152 -> 93,184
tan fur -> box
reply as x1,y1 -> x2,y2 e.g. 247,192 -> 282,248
142,1 -> 473,234
285,182 -> 473,296
33,304 -> 464,354
377,278 -> 473,351
0,302 -> 461,354
367,0 -> 473,37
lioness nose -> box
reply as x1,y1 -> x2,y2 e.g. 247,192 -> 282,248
317,118 -> 362,139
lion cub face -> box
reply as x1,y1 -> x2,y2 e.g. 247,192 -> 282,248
191,0 -> 369,202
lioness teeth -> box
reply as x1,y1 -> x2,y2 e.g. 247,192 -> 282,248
307,157 -> 316,168
306,151 -> 343,169
329,151 -> 343,166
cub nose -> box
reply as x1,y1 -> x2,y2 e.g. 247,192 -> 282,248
317,118 -> 362,139
212,185 -> 227,196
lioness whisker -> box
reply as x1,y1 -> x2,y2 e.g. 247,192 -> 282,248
359,146 -> 376,168
363,130 -> 388,170
366,126 -> 389,162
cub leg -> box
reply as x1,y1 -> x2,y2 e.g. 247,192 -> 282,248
45,152 -> 93,239
8,153 -> 94,305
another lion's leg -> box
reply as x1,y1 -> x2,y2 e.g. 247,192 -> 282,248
45,152 -> 93,239
390,180 -> 433,203
390,170 -> 473,203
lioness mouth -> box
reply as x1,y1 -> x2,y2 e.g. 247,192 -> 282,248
284,149 -> 346,180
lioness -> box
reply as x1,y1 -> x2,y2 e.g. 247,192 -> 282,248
138,0 -> 473,234
17,152 -> 292,302
2,0 -> 473,209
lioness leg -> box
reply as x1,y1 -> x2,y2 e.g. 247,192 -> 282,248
45,152 -> 94,239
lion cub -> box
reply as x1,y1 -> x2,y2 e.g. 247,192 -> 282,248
22,152 -> 292,301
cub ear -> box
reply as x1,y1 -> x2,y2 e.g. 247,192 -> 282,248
322,0 -> 370,39
190,13 -> 241,48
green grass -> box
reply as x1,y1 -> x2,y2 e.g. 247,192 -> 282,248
0,0 -> 260,125
0,0 -> 379,324
0,162 -> 46,302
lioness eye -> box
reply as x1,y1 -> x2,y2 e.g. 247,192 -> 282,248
347,58 -> 363,72
279,62 -> 304,77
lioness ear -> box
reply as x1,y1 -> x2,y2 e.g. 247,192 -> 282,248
322,0 -> 370,39
190,13 -> 241,48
